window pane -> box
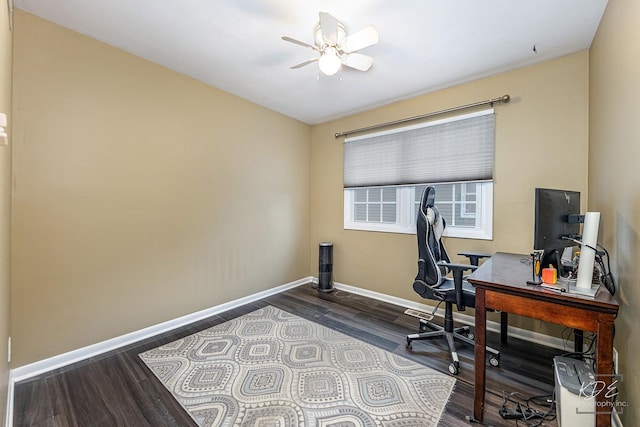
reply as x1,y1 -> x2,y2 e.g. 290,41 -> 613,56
382,188 -> 397,202
415,185 -> 426,203
354,205 -> 367,221
354,188 -> 367,203
368,188 -> 381,202
437,203 -> 453,221
382,204 -> 396,222
464,203 -> 476,215
455,215 -> 476,227
368,204 -> 381,221
436,183 -> 453,201
465,182 -> 477,194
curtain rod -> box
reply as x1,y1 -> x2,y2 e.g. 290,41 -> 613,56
335,94 -> 510,138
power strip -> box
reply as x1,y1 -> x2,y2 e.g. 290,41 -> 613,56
499,406 -> 536,420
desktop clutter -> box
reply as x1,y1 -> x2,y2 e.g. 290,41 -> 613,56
528,188 -> 616,297
531,249 -> 603,294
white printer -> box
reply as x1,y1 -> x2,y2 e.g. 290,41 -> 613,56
554,356 -> 595,426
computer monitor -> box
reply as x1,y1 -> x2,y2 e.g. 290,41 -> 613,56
533,188 -> 581,273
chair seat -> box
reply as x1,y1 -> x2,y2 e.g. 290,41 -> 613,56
413,278 -> 476,307
417,278 -> 477,308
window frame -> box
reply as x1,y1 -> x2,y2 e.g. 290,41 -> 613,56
344,181 -> 493,240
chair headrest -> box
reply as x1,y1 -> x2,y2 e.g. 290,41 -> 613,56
422,186 -> 436,209
420,186 -> 444,232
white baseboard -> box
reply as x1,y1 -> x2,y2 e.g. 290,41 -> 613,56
333,281 -> 569,350
10,277 -> 569,383
9,277 -> 311,385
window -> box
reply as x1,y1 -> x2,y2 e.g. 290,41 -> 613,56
344,181 -> 493,239
353,187 -> 397,223
342,109 -> 495,240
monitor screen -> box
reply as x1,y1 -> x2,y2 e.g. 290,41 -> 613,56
533,188 -> 581,251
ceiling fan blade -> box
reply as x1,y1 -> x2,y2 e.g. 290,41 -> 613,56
319,12 -> 338,44
290,58 -> 319,69
342,53 -> 374,71
282,36 -> 319,51
341,25 -> 379,53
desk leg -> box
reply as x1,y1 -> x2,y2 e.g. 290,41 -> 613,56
574,329 -> 583,353
596,314 -> 615,427
501,311 -> 508,344
473,288 -> 487,422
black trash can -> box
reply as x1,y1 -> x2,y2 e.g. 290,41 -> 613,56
318,242 -> 334,292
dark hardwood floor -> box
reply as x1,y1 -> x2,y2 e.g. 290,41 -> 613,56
13,284 -> 566,426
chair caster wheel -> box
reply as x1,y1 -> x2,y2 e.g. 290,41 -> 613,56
489,355 -> 500,367
448,362 -> 460,375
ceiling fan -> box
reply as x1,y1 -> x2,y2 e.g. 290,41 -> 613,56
282,12 -> 379,76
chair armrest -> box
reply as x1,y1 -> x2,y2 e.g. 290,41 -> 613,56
458,252 -> 491,266
438,262 -> 478,310
439,261 -> 479,272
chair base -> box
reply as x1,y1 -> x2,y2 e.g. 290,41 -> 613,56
406,318 -> 500,375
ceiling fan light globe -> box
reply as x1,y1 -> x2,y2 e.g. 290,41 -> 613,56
318,50 -> 342,75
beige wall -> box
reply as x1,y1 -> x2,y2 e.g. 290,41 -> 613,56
590,0 -> 640,422
11,10 -> 311,366
0,0 -> 12,420
310,52 -> 590,335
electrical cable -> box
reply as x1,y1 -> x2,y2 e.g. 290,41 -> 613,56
560,327 -> 574,351
561,236 -> 616,295
559,332 -> 597,369
499,390 -> 556,426
595,243 -> 616,295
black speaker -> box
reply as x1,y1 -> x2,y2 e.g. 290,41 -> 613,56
318,242 -> 334,292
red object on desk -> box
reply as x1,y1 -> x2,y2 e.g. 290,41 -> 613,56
542,265 -> 557,284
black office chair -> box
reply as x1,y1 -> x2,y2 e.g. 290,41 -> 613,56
406,186 -> 500,375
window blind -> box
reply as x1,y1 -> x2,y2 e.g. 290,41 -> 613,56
343,109 -> 495,188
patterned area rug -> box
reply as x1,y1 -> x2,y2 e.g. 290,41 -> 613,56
139,306 -> 455,426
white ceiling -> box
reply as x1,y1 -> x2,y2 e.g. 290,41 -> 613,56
14,0 -> 608,125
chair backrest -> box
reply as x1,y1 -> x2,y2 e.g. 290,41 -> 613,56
415,186 -> 451,287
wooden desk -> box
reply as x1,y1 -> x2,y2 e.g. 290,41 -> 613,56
468,252 -> 619,427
